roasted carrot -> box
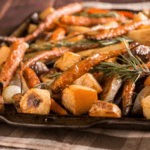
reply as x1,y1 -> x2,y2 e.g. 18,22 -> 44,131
87,19 -> 150,40
51,98 -> 68,115
144,75 -> 150,86
50,48 -> 127,94
88,8 -> 134,19
0,96 -> 4,114
0,41 -> 26,88
88,8 -> 109,14
24,67 -> 41,88
122,80 -> 135,116
51,27 -> 66,41
0,3 -> 82,43
60,15 -> 123,26
21,44 -> 99,71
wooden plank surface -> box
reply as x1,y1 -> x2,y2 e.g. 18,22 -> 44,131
0,0 -> 148,35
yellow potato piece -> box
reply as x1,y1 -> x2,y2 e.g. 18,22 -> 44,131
73,73 -> 102,93
89,100 -> 121,118
0,45 -> 10,66
54,51 -> 81,71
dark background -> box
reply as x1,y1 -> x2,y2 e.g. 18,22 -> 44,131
0,0 -> 148,35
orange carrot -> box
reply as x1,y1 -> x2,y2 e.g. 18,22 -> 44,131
0,96 -> 4,114
0,41 -> 26,88
21,43 -> 99,71
24,67 -> 41,88
144,75 -> 150,86
122,80 -> 135,116
61,15 -> 123,26
51,98 -> 68,115
51,27 -> 66,41
87,19 -> 150,40
88,8 -> 134,19
0,3 -> 82,43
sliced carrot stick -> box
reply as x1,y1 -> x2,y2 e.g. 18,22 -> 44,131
51,27 -> 66,41
51,98 -> 68,115
88,8 -> 134,19
24,67 -> 41,88
0,41 -> 26,88
61,15 -> 123,26
87,19 -> 150,40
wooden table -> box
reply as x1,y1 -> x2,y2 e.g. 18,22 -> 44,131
0,0 -> 148,36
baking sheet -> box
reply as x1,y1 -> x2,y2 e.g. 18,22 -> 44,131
0,1 -> 150,130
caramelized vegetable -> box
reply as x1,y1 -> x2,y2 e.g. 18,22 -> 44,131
61,15 -> 123,26
51,27 -> 66,41
24,68 -> 41,88
89,100 -> 122,118
88,8 -> 134,19
122,80 -> 135,116
0,41 -> 26,88
51,98 -> 68,115
21,44 -> 99,71
0,3 -> 82,43
0,96 -> 4,114
87,19 -> 150,40
50,48 -> 127,94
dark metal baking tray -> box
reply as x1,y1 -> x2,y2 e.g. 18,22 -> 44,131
1,2 -> 150,130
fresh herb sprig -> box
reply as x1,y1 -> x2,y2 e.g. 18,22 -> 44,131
30,36 -> 134,51
95,39 -> 150,83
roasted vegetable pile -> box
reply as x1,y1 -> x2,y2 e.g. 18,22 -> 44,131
1,3 -> 150,119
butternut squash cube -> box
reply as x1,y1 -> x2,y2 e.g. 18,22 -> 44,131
54,52 -> 81,71
73,73 -> 102,93
62,85 -> 97,115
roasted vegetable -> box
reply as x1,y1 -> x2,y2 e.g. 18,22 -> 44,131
62,85 -> 97,115
99,75 -> 122,102
89,100 -> 121,118
73,73 -> 102,93
0,41 -> 27,88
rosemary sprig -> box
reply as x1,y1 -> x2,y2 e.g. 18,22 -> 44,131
45,72 -> 62,78
30,43 -> 54,50
95,39 -> 150,84
30,36 -> 134,51
74,9 -> 120,18
89,12 -> 120,18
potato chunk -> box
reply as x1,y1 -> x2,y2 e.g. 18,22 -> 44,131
142,95 -> 150,119
0,45 -> 10,65
134,12 -> 148,22
20,88 -> 51,114
73,73 -> 102,93
127,28 -> 150,46
62,85 -> 97,115
89,100 -> 121,118
54,52 -> 81,71
28,24 -> 37,34
39,7 -> 54,20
